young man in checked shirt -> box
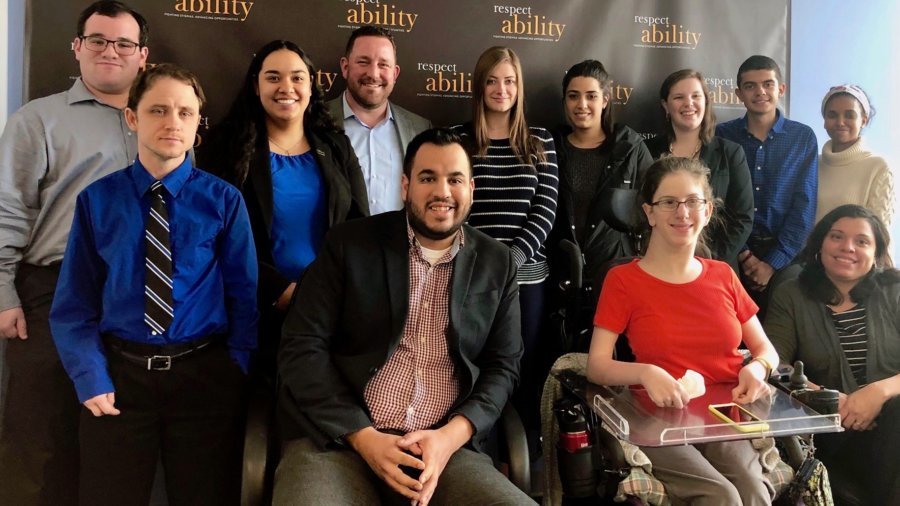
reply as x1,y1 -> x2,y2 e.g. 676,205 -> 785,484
717,55 -> 818,316
275,128 -> 532,505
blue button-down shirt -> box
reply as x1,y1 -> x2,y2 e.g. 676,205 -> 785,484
341,93 -> 404,215
50,156 -> 259,402
716,110 -> 818,269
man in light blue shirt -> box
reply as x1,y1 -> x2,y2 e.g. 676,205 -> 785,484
327,25 -> 431,215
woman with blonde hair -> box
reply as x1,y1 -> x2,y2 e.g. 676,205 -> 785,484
453,46 -> 558,445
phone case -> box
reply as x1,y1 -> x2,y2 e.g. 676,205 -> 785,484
708,403 -> 770,432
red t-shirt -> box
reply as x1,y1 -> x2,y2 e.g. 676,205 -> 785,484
593,258 -> 758,384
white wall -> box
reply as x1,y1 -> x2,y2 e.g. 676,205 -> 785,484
2,0 -> 25,129
1,0 -> 9,130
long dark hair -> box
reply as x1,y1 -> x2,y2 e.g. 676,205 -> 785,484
200,40 -> 337,186
798,204 -> 899,305
562,59 -> 614,139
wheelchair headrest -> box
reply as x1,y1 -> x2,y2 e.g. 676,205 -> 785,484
598,188 -> 639,233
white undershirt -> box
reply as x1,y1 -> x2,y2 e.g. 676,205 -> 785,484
420,245 -> 452,265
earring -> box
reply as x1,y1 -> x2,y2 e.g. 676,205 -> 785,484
815,252 -> 821,263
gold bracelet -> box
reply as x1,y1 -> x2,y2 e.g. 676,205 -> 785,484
751,356 -> 774,379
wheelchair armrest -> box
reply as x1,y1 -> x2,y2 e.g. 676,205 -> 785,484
498,403 -> 531,493
241,392 -> 271,506
558,239 -> 583,291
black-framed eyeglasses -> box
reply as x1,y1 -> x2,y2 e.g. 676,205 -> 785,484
650,197 -> 708,212
79,35 -> 141,56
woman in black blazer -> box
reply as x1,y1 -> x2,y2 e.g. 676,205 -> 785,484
198,40 -> 369,381
646,69 -> 753,272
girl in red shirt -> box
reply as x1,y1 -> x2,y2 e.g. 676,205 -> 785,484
588,156 -> 780,505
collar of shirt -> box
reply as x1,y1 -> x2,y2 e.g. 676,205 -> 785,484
68,78 -> 109,106
741,108 -> 786,139
405,218 -> 465,265
342,91 -> 395,126
130,155 -> 193,198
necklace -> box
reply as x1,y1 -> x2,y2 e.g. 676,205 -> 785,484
268,136 -> 302,155
669,139 -> 702,160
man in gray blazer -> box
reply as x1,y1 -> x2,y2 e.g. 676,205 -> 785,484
274,128 -> 530,506
327,25 -> 432,215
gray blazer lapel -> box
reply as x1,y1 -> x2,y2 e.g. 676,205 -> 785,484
816,302 -> 858,392
393,106 -> 413,150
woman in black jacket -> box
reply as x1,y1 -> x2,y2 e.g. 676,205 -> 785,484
198,40 -> 368,382
550,60 -> 652,285
548,60 -> 652,354
646,69 -> 753,272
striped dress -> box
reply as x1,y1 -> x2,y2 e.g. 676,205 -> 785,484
454,125 -> 559,284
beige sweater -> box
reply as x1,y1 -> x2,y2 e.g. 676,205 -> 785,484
817,138 -> 894,226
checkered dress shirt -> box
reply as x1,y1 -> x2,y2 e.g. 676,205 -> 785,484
363,223 -> 464,432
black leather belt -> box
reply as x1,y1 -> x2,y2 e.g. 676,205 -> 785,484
102,334 -> 222,371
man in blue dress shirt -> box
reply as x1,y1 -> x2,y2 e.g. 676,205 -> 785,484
49,63 -> 258,506
716,55 -> 818,313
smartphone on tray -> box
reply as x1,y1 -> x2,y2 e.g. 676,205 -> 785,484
708,402 -> 769,432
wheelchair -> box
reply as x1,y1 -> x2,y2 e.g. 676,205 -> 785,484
540,353 -> 824,505
542,191 -> 835,505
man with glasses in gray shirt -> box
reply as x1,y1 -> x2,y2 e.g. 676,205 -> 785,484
0,2 -> 148,504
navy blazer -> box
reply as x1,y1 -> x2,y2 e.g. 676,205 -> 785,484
278,211 -> 522,451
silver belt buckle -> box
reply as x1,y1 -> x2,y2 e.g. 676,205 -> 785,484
147,355 -> 172,370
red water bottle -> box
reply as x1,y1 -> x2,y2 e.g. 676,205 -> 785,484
555,400 -> 597,498
558,406 -> 590,452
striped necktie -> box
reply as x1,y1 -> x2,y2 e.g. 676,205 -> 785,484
145,181 -> 174,335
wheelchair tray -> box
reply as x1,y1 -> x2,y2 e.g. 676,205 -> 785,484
554,370 -> 843,447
